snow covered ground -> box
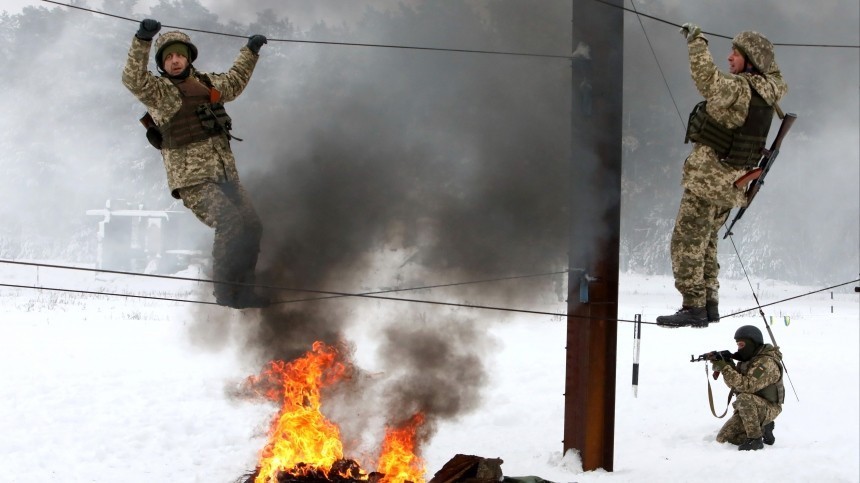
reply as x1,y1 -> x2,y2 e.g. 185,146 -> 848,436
0,261 -> 857,483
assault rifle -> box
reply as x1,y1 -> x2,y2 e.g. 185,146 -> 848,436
690,350 -> 734,363
723,111 -> 798,238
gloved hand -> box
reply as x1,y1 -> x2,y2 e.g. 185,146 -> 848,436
712,359 -> 729,371
717,350 -> 734,361
679,22 -> 702,43
136,19 -> 161,41
247,34 -> 267,54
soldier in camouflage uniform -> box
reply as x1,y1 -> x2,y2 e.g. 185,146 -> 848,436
657,24 -> 788,327
122,19 -> 270,309
710,325 -> 784,451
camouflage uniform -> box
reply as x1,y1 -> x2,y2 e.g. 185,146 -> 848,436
714,344 -> 784,445
122,34 -> 263,305
671,32 -> 788,309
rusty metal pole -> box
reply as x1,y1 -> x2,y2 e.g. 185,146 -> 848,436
563,0 -> 622,472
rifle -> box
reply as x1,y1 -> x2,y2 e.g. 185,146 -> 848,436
692,350 -> 737,417
690,350 -> 734,363
723,111 -> 797,238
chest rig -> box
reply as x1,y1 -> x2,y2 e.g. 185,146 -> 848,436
684,82 -> 775,169
140,74 -> 240,150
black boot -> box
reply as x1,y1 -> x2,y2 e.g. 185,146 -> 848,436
738,437 -> 764,451
213,281 -> 239,308
656,306 -> 708,328
706,300 -> 720,322
762,421 -> 775,445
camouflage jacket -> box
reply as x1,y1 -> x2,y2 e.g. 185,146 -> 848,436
682,36 -> 788,207
122,36 -> 259,198
718,343 -> 784,403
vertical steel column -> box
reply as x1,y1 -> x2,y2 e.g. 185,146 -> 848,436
563,0 -> 623,472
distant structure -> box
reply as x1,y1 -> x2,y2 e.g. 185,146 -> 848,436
86,199 -> 207,274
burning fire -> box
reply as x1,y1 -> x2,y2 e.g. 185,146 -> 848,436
249,341 -> 348,483
377,413 -> 427,483
246,342 -> 427,483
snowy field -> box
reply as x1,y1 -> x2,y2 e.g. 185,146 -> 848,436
0,261 -> 857,483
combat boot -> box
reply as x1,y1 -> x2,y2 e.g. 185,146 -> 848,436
738,437 -> 764,451
762,421 -> 775,445
213,282 -> 239,309
706,300 -> 720,322
656,306 -> 708,328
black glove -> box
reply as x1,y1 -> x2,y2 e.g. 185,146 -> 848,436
247,34 -> 267,54
136,19 -> 161,41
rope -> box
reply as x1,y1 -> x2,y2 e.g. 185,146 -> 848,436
628,0 -> 686,133
39,0 -> 573,60
725,233 -> 801,401
591,0 -> 860,48
722,278 -> 859,318
41,0 -> 860,53
1,259 -> 855,325
0,282 -> 219,306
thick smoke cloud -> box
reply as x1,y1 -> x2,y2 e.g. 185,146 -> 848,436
221,1 -> 575,446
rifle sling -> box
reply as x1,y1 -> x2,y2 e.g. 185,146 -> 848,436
707,363 -> 733,419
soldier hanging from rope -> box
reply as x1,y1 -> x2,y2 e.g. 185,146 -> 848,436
122,19 -> 271,309
657,24 -> 788,328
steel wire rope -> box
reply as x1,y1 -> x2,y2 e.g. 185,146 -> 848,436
628,0 -> 687,133
0,259 -> 855,325
0,258 -> 578,317
0,258 -> 565,300
41,0 -> 860,54
591,0 -> 860,49
725,233 -> 802,401
39,0 -> 573,60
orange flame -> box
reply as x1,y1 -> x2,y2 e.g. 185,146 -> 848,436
250,341 -> 348,483
377,413 -> 427,483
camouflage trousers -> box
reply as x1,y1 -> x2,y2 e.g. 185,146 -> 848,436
716,392 -> 782,445
178,181 -> 263,304
670,188 -> 732,308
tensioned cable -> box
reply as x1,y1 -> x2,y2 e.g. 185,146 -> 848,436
725,232 -> 801,401
41,0 -> 860,53
0,282 -> 220,306
721,277 -> 859,318
269,269 -> 570,305
0,258 -> 566,300
1,259 -> 855,325
39,0 -> 573,60
591,0 -> 860,49
628,0 -> 686,132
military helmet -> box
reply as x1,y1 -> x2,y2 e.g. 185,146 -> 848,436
732,31 -> 774,73
154,31 -> 198,71
734,325 -> 764,346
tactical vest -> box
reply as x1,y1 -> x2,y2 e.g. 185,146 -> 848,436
737,352 -> 785,404
158,76 -> 234,149
684,83 -> 775,169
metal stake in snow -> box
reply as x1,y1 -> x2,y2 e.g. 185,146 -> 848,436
632,314 -> 641,398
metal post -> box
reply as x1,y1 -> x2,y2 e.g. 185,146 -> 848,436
563,0 -> 623,472
632,314 -> 642,398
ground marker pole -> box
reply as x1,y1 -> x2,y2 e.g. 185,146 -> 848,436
632,313 -> 642,398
